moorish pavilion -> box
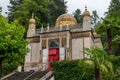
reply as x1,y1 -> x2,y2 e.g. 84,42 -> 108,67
24,7 -> 103,72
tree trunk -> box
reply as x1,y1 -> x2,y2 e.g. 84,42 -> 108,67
118,43 -> 120,54
0,58 -> 2,75
94,65 -> 100,80
107,29 -> 112,55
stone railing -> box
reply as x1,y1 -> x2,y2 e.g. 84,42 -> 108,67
40,71 -> 54,80
36,24 -> 83,34
1,70 -> 16,80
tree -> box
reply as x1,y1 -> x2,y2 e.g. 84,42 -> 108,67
96,18 -> 120,54
73,9 -> 83,23
91,10 -> 100,29
0,15 -> 28,75
49,0 -> 67,26
8,0 -> 67,27
105,0 -> 120,18
102,0 -> 120,55
0,7 -> 2,14
83,47 -> 114,80
113,35 -> 120,55
8,0 -> 24,22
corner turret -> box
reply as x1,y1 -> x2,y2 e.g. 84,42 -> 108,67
27,14 -> 36,37
83,6 -> 91,31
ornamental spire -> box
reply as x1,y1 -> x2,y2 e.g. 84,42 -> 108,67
65,7 -> 68,13
29,13 -> 35,24
32,13 -> 34,19
85,5 -> 87,11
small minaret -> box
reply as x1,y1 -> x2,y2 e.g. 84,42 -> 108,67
27,14 -> 36,37
83,6 -> 91,31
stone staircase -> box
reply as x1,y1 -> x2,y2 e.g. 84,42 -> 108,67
2,70 -> 54,80
2,70 -> 34,80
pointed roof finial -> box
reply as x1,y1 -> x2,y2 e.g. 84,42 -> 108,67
29,13 -> 35,24
42,24 -> 43,28
47,23 -> 49,27
32,13 -> 34,19
65,7 -> 68,13
85,5 -> 87,11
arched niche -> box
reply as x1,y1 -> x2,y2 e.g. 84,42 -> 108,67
49,40 -> 59,48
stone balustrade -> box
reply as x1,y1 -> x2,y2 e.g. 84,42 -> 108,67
36,24 -> 83,34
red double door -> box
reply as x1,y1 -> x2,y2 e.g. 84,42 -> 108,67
48,48 -> 59,70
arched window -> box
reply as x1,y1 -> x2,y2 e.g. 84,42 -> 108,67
49,41 -> 59,48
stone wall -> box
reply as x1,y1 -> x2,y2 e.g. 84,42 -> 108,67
24,43 -> 40,71
72,38 -> 84,60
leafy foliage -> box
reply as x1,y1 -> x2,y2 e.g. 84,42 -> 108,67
8,0 -> 23,22
105,0 -> 120,18
84,47 -> 114,80
109,55 -> 120,80
91,10 -> 100,28
73,9 -> 83,23
96,18 -> 120,54
51,60 -> 95,80
8,0 -> 67,27
97,0 -> 120,54
0,15 -> 28,76
0,7 -> 2,14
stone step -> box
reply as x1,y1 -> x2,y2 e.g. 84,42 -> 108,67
3,70 -> 50,80
3,71 -> 34,80
26,70 -> 49,80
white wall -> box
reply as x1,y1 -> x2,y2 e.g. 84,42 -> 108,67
84,37 -> 91,48
84,37 -> 91,58
60,48 -> 65,60
24,43 -> 40,71
25,44 -> 31,63
31,43 -> 40,63
43,49 -> 48,64
72,38 -> 83,60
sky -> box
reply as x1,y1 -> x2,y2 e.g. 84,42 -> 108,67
0,0 -> 9,16
0,0 -> 111,17
66,0 -> 111,17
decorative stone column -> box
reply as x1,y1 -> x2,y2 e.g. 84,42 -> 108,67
41,25 -> 43,33
47,23 -> 49,32
46,38 -> 49,49
66,32 -> 70,60
39,35 -> 43,69
59,37 -> 62,48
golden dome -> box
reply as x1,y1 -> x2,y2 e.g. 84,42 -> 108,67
29,18 -> 35,24
83,10 -> 90,17
83,7 -> 90,17
55,13 -> 77,27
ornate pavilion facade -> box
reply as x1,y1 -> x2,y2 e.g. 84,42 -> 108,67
24,8 -> 103,72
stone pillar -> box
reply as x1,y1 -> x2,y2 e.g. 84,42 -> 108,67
17,65 -> 22,72
83,33 -> 85,58
47,24 -> 49,32
66,32 -> 70,60
59,37 -> 62,48
40,36 -> 42,50
41,25 -> 43,33
39,36 -> 43,69
46,38 -> 49,49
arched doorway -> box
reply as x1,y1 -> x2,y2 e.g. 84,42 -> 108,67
48,40 -> 59,70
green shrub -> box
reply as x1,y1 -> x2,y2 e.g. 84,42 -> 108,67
109,55 -> 120,80
0,63 -> 18,77
51,60 -> 95,80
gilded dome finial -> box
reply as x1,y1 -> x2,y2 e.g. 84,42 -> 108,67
65,7 -> 68,13
32,13 -> 34,19
85,5 -> 87,11
29,13 -> 35,24
83,5 -> 90,17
